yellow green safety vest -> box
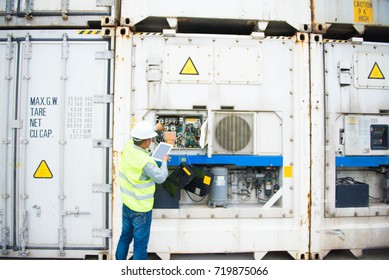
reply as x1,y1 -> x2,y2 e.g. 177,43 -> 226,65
118,140 -> 158,212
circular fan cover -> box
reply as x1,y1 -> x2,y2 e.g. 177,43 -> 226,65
215,115 -> 251,151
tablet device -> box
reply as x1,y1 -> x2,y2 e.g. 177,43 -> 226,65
152,142 -> 173,162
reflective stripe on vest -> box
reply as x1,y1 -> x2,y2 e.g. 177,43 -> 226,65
118,171 -> 155,189
118,140 -> 157,212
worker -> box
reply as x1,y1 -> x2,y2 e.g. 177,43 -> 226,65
116,120 -> 170,260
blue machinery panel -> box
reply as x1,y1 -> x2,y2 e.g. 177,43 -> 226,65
168,155 -> 283,167
336,156 -> 389,167
166,156 -> 389,168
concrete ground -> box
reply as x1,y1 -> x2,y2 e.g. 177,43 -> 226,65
163,248 -> 389,260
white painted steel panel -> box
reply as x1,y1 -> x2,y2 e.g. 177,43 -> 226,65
0,36 -> 17,255
0,30 -> 113,258
19,0 -> 110,14
354,53 -> 389,89
324,41 -> 389,115
215,47 -> 262,84
112,32 -> 311,259
164,45 -> 213,83
122,0 -> 311,31
0,0 -> 113,28
314,0 -> 389,26
0,0 -> 15,13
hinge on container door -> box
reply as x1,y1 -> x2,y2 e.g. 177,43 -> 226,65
58,227 -> 66,256
1,209 -> 10,255
2,227 -> 10,255
92,228 -> 112,238
94,94 -> 113,104
25,0 -> 33,16
6,34 -> 14,60
18,210 -> 29,256
93,139 -> 112,148
24,34 -> 32,60
61,0 -> 69,18
96,0 -> 114,7
61,34 -> 69,60
95,50 -> 114,60
92,184 -> 112,193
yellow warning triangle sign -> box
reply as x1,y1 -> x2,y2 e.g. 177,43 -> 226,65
368,62 -> 385,79
33,160 -> 53,179
180,57 -> 199,75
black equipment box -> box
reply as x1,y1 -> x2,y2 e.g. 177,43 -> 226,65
153,183 -> 180,209
183,166 -> 214,197
335,183 -> 369,208
160,162 -> 196,196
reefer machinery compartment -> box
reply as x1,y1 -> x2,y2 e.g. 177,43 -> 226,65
310,37 -> 389,259
112,31 -> 311,259
0,29 -> 113,258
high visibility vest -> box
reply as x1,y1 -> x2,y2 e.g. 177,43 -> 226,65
118,140 -> 157,212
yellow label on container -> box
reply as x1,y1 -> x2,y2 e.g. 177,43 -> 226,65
368,62 -> 385,79
183,167 -> 191,176
353,0 -> 374,23
346,117 -> 359,124
33,160 -> 53,179
203,175 -> 211,186
284,166 -> 293,178
180,57 -> 199,75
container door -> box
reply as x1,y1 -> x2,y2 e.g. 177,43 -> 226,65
0,35 -> 17,255
16,34 -> 111,255
18,0 -> 110,15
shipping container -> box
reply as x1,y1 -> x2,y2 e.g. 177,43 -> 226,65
0,29 -> 113,258
120,0 -> 311,35
312,0 -> 389,42
1,1 -> 388,260
0,0 -> 118,28
310,36 -> 389,259
112,30 -> 311,259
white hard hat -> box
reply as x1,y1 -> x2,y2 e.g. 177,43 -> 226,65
130,121 -> 158,140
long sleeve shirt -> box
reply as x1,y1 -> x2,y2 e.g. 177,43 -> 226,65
132,144 -> 168,184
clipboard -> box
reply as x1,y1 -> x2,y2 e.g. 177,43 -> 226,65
152,142 -> 173,162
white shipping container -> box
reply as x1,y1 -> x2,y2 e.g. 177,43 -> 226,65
0,29 -> 113,258
112,31 -> 311,259
312,0 -> 389,37
121,0 -> 311,34
310,37 -> 389,259
0,0 -> 116,28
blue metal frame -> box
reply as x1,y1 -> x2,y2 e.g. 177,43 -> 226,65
336,156 -> 389,167
167,155 -> 283,167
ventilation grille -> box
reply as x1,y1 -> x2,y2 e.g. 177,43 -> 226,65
213,112 -> 254,154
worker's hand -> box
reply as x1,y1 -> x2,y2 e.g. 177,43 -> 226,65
155,122 -> 164,132
162,155 -> 170,162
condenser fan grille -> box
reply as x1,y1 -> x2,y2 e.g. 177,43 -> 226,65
214,113 -> 253,153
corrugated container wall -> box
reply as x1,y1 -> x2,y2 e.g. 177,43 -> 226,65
312,0 -> 389,42
0,0 -> 119,28
120,0 -> 312,35
0,29 -> 114,258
